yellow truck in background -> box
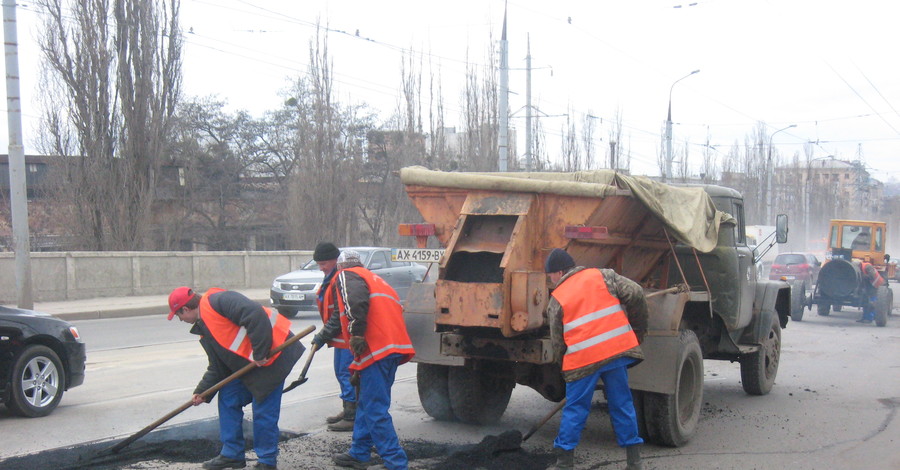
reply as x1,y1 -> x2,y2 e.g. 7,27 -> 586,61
399,167 -> 791,447
809,219 -> 895,326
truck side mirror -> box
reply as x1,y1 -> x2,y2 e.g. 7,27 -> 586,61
775,214 -> 788,244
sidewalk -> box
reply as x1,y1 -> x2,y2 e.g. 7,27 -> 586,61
7,288 -> 272,321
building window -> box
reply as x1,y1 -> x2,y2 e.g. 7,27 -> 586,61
178,167 -> 185,186
27,164 -> 39,173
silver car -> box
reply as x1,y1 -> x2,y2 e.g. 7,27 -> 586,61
270,246 -> 428,318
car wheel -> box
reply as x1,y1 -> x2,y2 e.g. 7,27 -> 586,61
817,303 -> 831,316
277,308 -> 299,319
7,345 -> 66,418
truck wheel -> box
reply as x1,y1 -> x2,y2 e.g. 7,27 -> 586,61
875,287 -> 891,327
642,330 -> 703,447
817,303 -> 831,316
790,284 -> 805,321
448,366 -> 514,424
833,305 -> 842,312
740,316 -> 781,396
7,345 -> 66,417
417,363 -> 455,421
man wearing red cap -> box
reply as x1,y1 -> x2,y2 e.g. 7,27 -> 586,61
168,286 -> 304,470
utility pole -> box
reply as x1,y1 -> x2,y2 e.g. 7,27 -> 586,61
664,69 -> 699,182
498,5 -> 509,172
765,124 -> 796,222
525,35 -> 532,172
3,1 -> 33,309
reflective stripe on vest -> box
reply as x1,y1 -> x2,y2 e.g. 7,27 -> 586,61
318,279 -> 349,349
861,262 -> 885,288
551,269 -> 639,372
336,267 -> 415,371
199,288 -> 291,363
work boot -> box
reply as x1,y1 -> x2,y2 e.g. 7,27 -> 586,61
326,400 -> 347,424
332,452 -> 369,469
252,464 -> 277,470
625,444 -> 643,470
328,401 -> 357,432
201,454 -> 246,469
548,447 -> 574,470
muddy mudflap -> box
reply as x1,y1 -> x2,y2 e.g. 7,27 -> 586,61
629,330 -> 704,447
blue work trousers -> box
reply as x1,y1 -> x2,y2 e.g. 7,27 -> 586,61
217,379 -> 283,466
348,354 -> 408,470
334,347 -> 357,403
554,360 -> 643,450
863,295 -> 878,321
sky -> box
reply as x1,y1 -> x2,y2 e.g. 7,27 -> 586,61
4,0 -> 900,181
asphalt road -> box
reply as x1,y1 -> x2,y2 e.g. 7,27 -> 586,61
1,301 -> 899,469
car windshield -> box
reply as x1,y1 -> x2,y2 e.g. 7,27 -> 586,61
300,249 -> 373,270
775,254 -> 807,265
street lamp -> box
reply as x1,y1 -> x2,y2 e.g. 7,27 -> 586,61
765,124 -> 797,222
664,69 -> 700,182
805,155 -> 834,245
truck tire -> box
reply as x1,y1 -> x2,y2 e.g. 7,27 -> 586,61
448,366 -> 514,424
833,305 -> 842,312
740,316 -> 781,395
790,284 -> 805,321
875,287 -> 891,327
417,363 -> 455,421
642,330 -> 703,447
817,303 -> 831,316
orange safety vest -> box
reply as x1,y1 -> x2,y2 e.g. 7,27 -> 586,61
336,267 -> 415,371
551,269 -> 639,372
861,262 -> 885,288
317,277 -> 349,349
200,288 -> 292,363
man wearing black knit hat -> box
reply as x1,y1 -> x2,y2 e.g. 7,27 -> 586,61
308,242 -> 358,431
544,248 -> 649,470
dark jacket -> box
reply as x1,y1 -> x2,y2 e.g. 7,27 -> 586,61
316,261 -> 370,341
547,266 -> 649,382
192,290 -> 304,401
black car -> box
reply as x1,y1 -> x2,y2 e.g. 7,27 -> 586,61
1,306 -> 86,417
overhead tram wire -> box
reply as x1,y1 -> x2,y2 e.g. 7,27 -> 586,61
826,64 -> 900,138
854,62 -> 900,126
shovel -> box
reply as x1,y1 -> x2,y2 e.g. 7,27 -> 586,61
283,342 -> 320,393
98,324 -> 316,457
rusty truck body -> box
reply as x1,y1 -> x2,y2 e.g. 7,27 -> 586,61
399,167 -> 791,447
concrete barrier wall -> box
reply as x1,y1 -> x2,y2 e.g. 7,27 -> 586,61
0,251 -> 314,303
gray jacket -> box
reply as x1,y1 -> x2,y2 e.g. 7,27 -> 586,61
192,290 -> 304,401
547,266 -> 649,382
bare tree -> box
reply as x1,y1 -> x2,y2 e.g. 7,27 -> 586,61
460,38 -> 499,172
581,112 -> 597,170
37,0 -> 182,250
560,112 -> 580,171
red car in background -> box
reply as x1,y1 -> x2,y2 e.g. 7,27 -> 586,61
769,252 -> 821,291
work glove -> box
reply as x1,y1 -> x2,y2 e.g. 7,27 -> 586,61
311,333 -> 326,349
350,371 -> 360,388
350,335 -> 368,358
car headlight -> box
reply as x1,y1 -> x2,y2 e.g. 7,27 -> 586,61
272,279 -> 281,289
313,282 -> 321,292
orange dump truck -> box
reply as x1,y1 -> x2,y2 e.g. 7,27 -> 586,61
399,167 -> 791,447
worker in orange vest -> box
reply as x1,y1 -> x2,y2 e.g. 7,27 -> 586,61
326,250 -> 416,470
168,286 -> 304,470
857,261 -> 885,324
544,248 -> 648,470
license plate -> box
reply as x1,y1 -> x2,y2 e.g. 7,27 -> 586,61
283,293 -> 305,301
392,248 -> 445,263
